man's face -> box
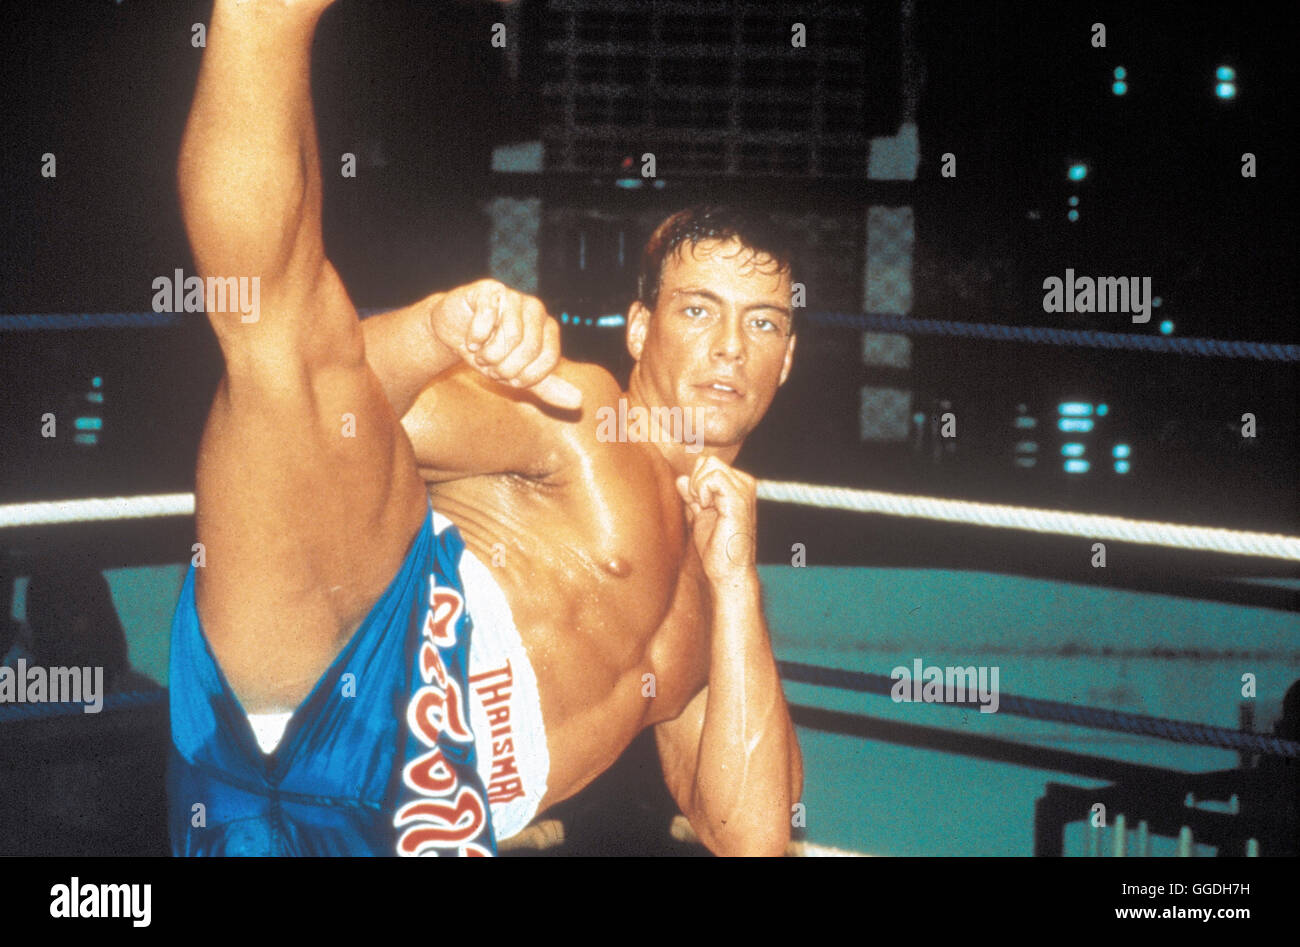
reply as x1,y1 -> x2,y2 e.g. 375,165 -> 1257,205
627,237 -> 796,449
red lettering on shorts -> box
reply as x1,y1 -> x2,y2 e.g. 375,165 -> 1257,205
471,660 -> 513,708
486,704 -> 510,731
403,746 -> 457,796
408,678 -> 474,746
419,641 -> 448,688
422,588 -> 463,648
487,777 -> 525,806
469,662 -> 512,687
395,786 -> 487,855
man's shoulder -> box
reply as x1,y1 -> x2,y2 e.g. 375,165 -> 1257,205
553,358 -> 622,405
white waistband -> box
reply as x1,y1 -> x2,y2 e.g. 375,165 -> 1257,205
457,544 -> 550,841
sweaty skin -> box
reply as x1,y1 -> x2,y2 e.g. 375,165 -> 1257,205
398,238 -> 799,813
182,0 -> 801,855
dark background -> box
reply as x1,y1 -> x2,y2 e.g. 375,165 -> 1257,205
0,0 -> 1295,577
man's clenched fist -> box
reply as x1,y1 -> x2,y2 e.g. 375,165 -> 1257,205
430,279 -> 581,410
675,455 -> 759,587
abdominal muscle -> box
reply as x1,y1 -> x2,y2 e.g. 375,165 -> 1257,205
427,453 -> 710,811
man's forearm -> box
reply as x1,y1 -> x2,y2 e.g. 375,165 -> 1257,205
361,296 -> 462,418
694,572 -> 800,856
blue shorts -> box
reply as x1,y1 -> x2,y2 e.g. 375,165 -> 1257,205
167,504 -> 498,856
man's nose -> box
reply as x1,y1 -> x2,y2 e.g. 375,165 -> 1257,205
711,314 -> 746,361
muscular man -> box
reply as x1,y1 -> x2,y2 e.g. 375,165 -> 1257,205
168,0 -> 801,857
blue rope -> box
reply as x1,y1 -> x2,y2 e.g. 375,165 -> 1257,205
0,312 -> 184,331
778,661 -> 1300,758
0,688 -> 165,723
6,310 -> 1296,363
7,668 -> 1297,760
813,311 -> 1300,362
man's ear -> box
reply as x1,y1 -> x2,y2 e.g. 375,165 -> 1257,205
778,331 -> 796,387
626,299 -> 650,361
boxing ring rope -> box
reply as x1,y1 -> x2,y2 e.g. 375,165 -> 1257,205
4,486 -> 1298,562
756,481 -> 1300,562
4,310 -> 1298,363
0,493 -> 195,528
778,662 -> 1300,758
813,311 -> 1300,362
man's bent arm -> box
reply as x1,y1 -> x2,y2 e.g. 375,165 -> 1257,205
361,293 -> 457,418
658,458 -> 803,856
691,573 -> 803,856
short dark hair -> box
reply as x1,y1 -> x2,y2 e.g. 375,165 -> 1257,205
636,206 -> 800,330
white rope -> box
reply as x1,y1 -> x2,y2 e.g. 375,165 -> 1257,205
0,493 -> 194,528
757,480 -> 1300,562
3,485 -> 1297,562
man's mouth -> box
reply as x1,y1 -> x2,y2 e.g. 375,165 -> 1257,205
695,380 -> 744,401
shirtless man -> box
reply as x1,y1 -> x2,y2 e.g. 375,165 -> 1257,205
167,0 -> 801,857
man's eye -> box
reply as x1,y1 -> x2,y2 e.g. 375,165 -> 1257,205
752,318 -> 776,332
684,306 -> 707,318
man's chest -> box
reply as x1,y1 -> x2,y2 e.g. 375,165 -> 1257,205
641,552 -> 712,723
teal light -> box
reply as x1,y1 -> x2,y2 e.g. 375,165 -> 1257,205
1015,441 -> 1038,454
1061,443 -> 1085,457
1114,460 -> 1131,474
86,392 -> 104,404
1068,195 -> 1079,207
1159,320 -> 1174,335
1216,82 -> 1236,100
1058,402 -> 1093,417
1068,163 -> 1088,181
1113,66 -> 1127,80
614,178 -> 644,189
913,412 -> 925,426
1216,66 -> 1235,81
596,314 -> 625,327
1112,443 -> 1131,458
585,318 -> 593,325
1152,296 -> 1162,307
1064,459 -> 1090,474
73,433 -> 98,446
74,416 -> 102,431
1059,418 -> 1094,433
1112,81 -> 1127,96
1014,457 -> 1037,468
1013,416 -> 1037,429
1067,209 -> 1080,222
91,376 -> 103,388
1096,404 -> 1109,417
